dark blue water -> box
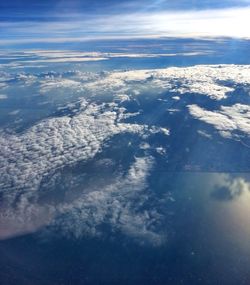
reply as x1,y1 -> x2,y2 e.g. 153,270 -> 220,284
1,172 -> 250,285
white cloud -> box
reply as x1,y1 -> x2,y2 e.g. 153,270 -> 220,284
1,7 -> 250,43
156,147 -> 167,155
2,59 -> 250,102
40,78 -> 84,94
0,50 -> 212,68
45,156 -> 167,246
212,175 -> 250,201
8,110 -> 20,115
189,103 -> 250,138
1,63 -> 250,243
172,96 -> 180,101
197,130 -> 212,139
82,65 -> 250,101
0,94 -> 8,100
173,82 -> 234,100
23,57 -> 109,63
0,102 -> 146,194
0,99 -> 169,241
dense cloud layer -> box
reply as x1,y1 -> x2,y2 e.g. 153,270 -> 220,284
1,64 -> 250,100
189,103 -> 250,139
0,99 -> 169,241
1,63 -> 250,243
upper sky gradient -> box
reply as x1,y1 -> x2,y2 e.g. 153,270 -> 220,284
1,0 -> 250,45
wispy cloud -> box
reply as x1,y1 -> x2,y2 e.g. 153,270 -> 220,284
1,7 -> 250,45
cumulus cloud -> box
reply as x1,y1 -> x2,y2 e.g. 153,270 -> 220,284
1,63 -> 250,243
0,101 -> 152,194
189,103 -> 250,138
1,64 -> 250,101
45,156 -> 167,246
40,78 -> 84,94
211,176 -> 250,201
80,65 -> 250,100
0,99 -> 169,241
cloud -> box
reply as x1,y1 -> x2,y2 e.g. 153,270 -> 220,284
0,50 -> 212,67
0,101 -> 146,194
45,156 -> 167,246
8,110 -> 20,115
81,65 -> 250,101
0,98 -> 169,241
1,62 -> 250,101
27,63 -> 243,102
39,78 -> 84,94
1,6 -> 250,45
188,103 -> 250,138
1,63 -> 250,242
25,57 -> 108,63
0,94 -> 8,99
173,82 -> 234,100
211,176 -> 250,201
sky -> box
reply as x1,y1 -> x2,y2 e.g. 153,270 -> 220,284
1,0 -> 250,46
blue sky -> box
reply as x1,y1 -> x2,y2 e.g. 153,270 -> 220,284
1,0 -> 250,45
1,0 -> 250,17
